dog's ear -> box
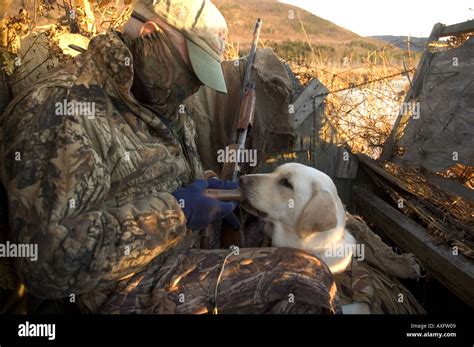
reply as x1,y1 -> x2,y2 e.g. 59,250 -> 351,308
296,185 -> 338,238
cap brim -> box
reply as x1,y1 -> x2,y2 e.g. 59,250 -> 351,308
186,39 -> 227,93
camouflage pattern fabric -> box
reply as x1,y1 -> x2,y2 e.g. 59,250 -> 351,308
0,30 -> 202,299
0,30 -> 339,314
335,258 -> 425,314
338,213 -> 425,313
80,247 -> 340,314
346,214 -> 422,280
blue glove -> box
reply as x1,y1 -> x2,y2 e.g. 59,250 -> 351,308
208,178 -> 241,230
172,178 -> 239,230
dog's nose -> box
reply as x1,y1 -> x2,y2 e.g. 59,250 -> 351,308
239,175 -> 249,186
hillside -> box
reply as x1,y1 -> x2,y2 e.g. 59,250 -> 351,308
368,35 -> 428,52
214,0 -> 403,64
214,0 -> 362,44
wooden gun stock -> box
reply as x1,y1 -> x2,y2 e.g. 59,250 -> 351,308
204,188 -> 242,201
200,188 -> 242,249
236,88 -> 256,130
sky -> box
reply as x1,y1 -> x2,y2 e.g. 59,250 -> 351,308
279,0 -> 474,37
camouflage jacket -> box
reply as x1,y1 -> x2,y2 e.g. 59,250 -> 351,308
0,30 -> 204,299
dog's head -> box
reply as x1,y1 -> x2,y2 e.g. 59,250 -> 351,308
240,163 -> 344,237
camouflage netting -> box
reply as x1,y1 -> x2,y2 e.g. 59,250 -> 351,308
396,36 -> 474,172
338,214 -> 425,314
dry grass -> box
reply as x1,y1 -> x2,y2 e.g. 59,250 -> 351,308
264,9 -> 416,159
379,161 -> 474,258
288,51 -> 414,159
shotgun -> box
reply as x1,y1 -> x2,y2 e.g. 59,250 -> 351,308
200,18 -> 262,249
221,17 -> 261,181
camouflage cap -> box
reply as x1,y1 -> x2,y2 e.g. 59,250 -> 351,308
133,0 -> 228,93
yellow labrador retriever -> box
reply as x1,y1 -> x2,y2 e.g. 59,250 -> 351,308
240,162 -> 369,314
239,162 -> 357,273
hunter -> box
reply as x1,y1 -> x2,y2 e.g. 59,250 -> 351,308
0,0 -> 338,313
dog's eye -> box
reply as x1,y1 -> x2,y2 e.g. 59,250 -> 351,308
279,178 -> 293,190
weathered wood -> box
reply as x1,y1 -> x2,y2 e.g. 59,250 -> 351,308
423,170 -> 474,204
380,23 -> 445,162
441,19 -> 474,37
204,188 -> 242,201
294,110 -> 316,153
403,191 -> 474,239
334,177 -> 354,209
355,188 -> 474,308
314,145 -> 358,179
293,78 -> 328,129
360,153 -> 474,239
357,153 -> 411,191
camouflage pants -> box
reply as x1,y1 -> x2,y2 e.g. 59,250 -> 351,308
334,258 -> 425,314
80,247 -> 340,314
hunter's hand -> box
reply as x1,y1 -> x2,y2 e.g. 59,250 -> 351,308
172,179 -> 239,230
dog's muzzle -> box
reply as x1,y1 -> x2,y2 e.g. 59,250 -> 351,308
239,175 -> 268,218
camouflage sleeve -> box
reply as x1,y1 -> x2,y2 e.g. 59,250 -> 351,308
0,84 -> 189,299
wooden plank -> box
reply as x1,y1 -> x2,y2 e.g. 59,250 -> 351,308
293,79 -> 328,129
312,144 -> 359,179
388,155 -> 474,204
357,153 -> 411,191
355,189 -> 474,308
334,147 -> 359,179
423,171 -> 474,204
360,153 -> 474,238
294,107 -> 316,152
334,177 -> 354,208
441,19 -> 474,37
404,191 -> 474,239
313,142 -> 336,176
380,23 -> 445,162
